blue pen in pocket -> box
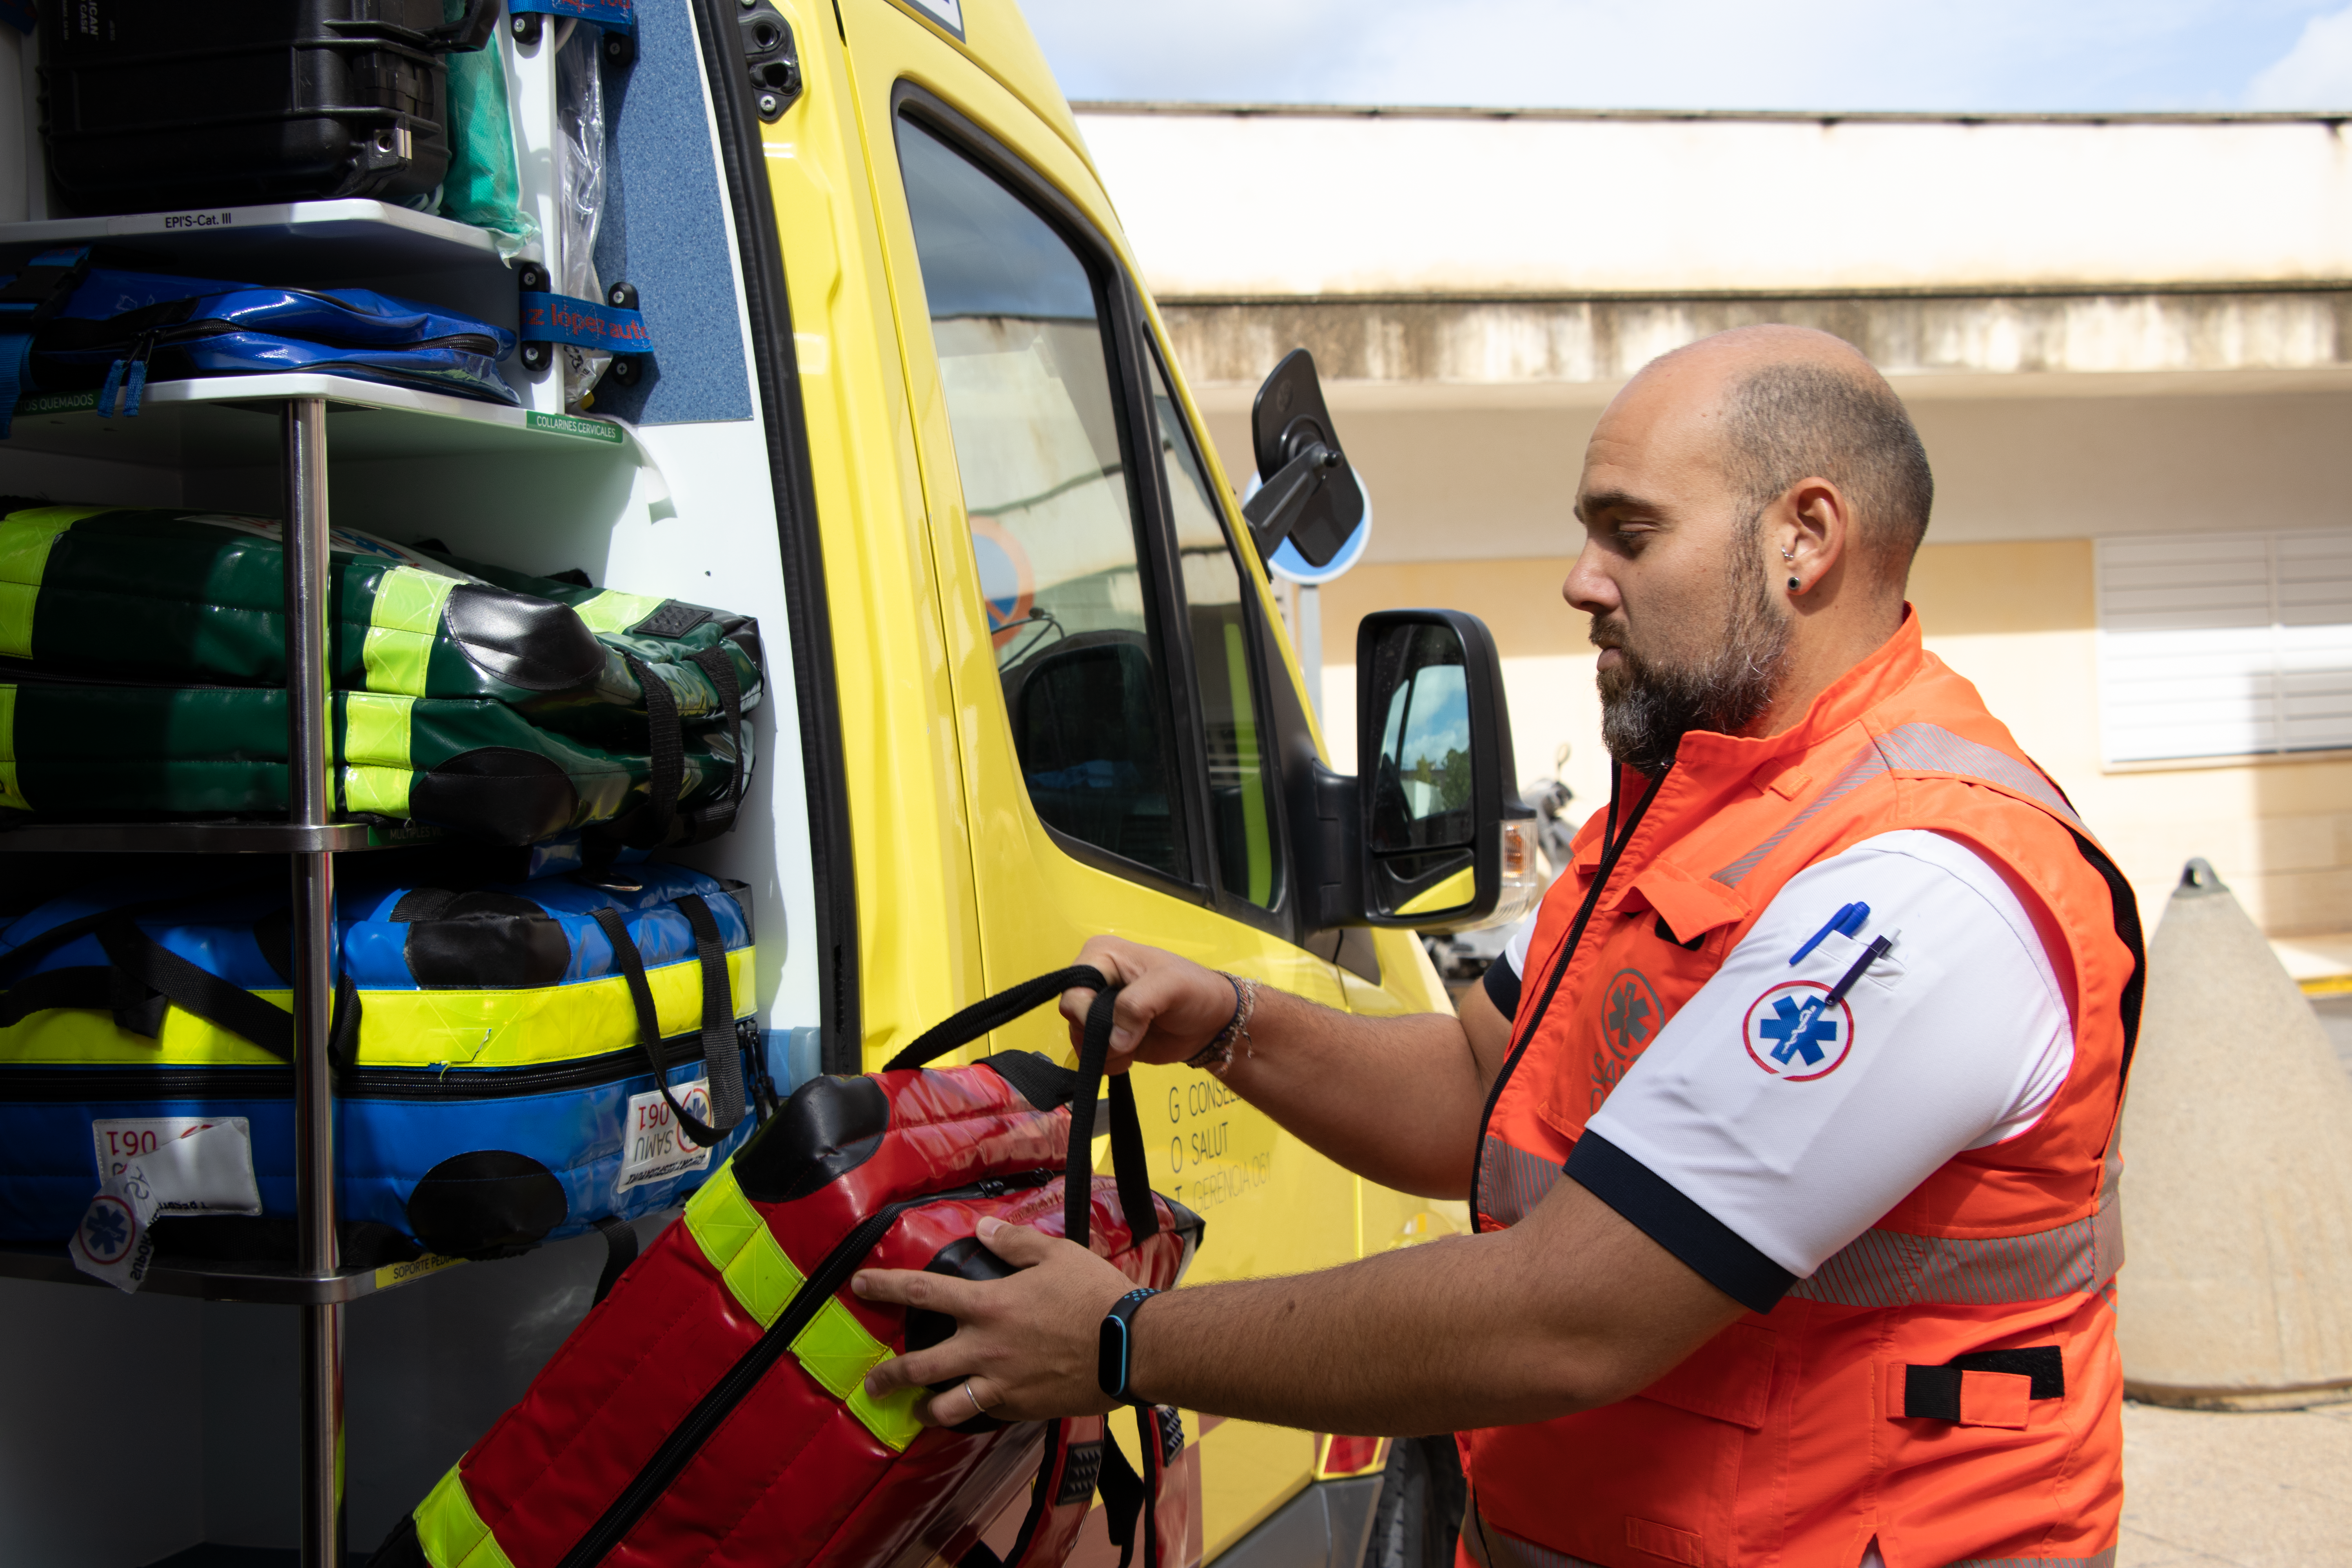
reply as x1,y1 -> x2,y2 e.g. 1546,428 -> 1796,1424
1789,901 -> 1870,966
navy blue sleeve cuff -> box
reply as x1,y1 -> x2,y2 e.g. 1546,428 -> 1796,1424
1482,953 -> 1522,1020
1564,1131 -> 1795,1314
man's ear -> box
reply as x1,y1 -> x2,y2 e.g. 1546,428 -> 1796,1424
1775,478 -> 1853,596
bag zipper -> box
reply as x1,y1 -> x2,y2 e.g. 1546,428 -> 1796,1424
555,1169 -> 1059,1568
0,1034 -> 734,1103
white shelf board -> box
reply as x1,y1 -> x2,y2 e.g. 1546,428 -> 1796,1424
0,372 -> 650,469
0,200 -> 535,275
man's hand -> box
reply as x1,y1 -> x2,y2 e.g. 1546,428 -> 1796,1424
852,1217 -> 1136,1426
1059,936 -> 1238,1067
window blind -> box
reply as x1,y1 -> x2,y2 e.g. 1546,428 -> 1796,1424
2096,530 -> 2352,764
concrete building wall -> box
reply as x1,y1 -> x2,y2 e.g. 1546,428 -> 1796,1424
1080,106 -> 2352,296
1101,106 -> 2352,941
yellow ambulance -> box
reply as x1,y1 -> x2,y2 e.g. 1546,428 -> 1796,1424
0,0 -> 1534,1561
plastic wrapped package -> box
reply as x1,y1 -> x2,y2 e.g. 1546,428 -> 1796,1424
555,18 -> 610,410
438,0 -> 537,256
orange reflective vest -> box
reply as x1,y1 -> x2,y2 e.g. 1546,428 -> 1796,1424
1462,613 -> 2142,1568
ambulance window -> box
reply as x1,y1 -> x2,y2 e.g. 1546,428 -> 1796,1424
898,118 -> 1188,884
1151,355 -> 1283,911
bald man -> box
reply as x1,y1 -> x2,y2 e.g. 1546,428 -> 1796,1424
855,328 -> 2142,1568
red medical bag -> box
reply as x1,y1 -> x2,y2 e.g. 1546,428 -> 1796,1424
370,967 -> 1201,1568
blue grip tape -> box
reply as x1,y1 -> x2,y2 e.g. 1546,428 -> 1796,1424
508,0 -> 635,33
519,291 -> 652,352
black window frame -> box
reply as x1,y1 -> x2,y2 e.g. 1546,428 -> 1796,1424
890,84 -> 1219,910
1136,339 -> 1300,942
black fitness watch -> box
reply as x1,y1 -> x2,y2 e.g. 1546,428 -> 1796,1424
1097,1287 -> 1161,1403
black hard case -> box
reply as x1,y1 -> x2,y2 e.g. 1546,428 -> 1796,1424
36,0 -> 498,216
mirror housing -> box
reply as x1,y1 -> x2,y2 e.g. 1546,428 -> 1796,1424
1242,349 -> 1365,569
1351,609 -> 1540,933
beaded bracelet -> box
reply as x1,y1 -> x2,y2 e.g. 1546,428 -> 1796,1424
1184,972 -> 1258,1072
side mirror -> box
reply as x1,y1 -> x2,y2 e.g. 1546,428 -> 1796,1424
1242,348 -> 1364,569
1355,610 -> 1541,932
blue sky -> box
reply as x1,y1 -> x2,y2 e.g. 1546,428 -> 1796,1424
1025,1 -> 2352,111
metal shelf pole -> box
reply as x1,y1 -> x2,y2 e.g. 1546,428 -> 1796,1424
283,397 -> 345,1564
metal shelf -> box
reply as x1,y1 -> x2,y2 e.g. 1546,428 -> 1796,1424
0,200 -> 527,275
0,820 -> 444,854
5,372 -> 645,469
0,200 -> 534,330
0,1240 -> 468,1306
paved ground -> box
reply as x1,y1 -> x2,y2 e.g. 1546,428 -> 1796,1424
2119,1398 -> 2352,1566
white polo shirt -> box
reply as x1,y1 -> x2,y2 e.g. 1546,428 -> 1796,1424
1485,829 -> 2074,1286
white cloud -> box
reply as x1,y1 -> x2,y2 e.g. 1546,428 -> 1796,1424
2248,4 -> 2352,105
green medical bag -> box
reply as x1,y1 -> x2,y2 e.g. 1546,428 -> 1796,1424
0,676 -> 746,846
0,504 -> 761,742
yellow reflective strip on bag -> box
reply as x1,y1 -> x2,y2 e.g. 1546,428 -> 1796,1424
342,691 -> 415,770
726,1227 -> 805,1328
343,764 -> 412,818
412,1463 -> 515,1568
0,991 -> 292,1067
361,566 -> 462,695
0,684 -> 22,811
796,1300 -> 926,1451
0,947 -> 755,1069
0,510 -> 99,659
682,1165 -> 806,1328
686,1167 -> 766,1268
571,588 -> 665,634
684,1170 -> 925,1452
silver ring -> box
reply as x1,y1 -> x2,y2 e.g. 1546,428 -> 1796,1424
962,1380 -> 986,1419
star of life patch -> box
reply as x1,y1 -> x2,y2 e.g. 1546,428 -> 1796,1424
1741,981 -> 1856,1081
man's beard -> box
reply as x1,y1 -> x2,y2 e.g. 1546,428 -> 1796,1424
1595,537 -> 1791,776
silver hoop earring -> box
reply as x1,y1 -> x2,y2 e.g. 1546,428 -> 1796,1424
1780,547 -> 1794,561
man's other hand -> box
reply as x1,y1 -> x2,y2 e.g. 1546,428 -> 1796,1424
852,1216 -> 1133,1425
1060,936 -> 1238,1068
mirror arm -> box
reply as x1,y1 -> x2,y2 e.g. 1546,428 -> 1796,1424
1242,440 -> 1339,561
1303,761 -> 1365,929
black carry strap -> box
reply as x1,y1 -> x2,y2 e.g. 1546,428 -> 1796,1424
880,963 -> 1159,1250
588,904 -> 744,1148
590,1215 -> 641,1306
675,893 -> 748,1140
1063,984 -> 1160,1252
883,965 -> 1108,1073
678,646 -> 746,843
624,651 -> 684,849
1095,1413 -> 1151,1568
967,1404 -> 1171,1568
0,966 -> 113,1027
95,913 -> 296,1060
2,915 -> 365,1071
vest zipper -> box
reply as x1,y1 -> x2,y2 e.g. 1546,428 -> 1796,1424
554,1168 -> 1058,1568
1468,766 -> 1670,1207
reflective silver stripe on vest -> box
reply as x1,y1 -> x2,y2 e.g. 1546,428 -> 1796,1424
1476,1134 -> 1562,1228
1713,721 -> 2082,888
1790,1194 -> 2121,1308
1460,1504 -> 1610,1568
1948,1557 -> 2116,1567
